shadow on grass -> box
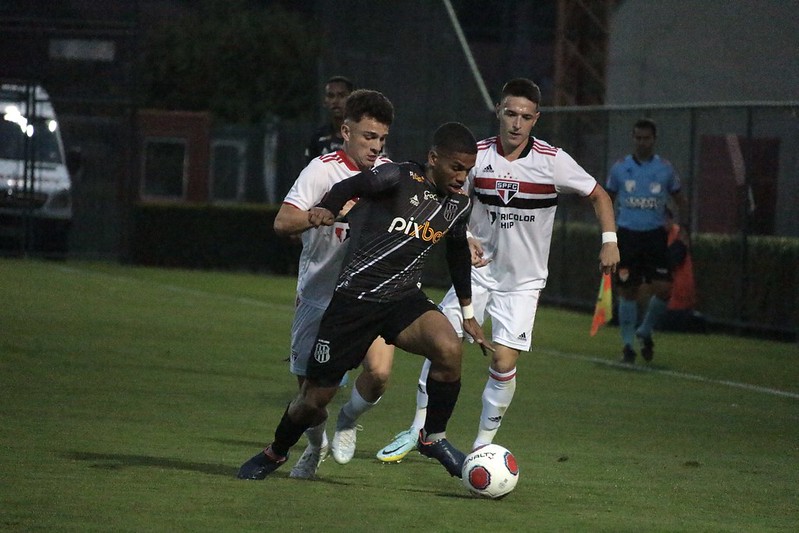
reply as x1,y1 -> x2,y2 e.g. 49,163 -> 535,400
64,451 -> 236,477
211,438 -> 266,448
63,450 -> 356,485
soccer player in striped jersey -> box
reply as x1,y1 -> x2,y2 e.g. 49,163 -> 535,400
377,78 -> 620,462
271,89 -> 395,479
238,122 -> 493,481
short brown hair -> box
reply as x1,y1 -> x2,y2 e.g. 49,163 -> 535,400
344,89 -> 394,126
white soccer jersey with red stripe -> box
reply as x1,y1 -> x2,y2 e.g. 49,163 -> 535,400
282,150 -> 391,308
467,136 -> 599,291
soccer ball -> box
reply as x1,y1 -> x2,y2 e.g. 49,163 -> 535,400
461,444 -> 519,499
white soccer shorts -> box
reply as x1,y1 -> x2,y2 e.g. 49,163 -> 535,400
439,283 -> 541,352
289,299 -> 326,376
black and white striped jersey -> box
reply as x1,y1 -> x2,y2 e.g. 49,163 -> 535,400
319,161 -> 472,303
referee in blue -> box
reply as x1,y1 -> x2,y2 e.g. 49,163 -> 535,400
606,118 -> 688,364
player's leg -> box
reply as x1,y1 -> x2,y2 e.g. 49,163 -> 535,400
287,301 -> 331,478
376,283 -> 489,462
332,337 -> 394,464
471,289 -> 534,450
474,345 -> 519,449
635,229 -> 673,361
389,295 -> 465,477
375,358 -> 428,462
615,228 -> 643,363
238,380 -> 339,480
238,294 -> 378,480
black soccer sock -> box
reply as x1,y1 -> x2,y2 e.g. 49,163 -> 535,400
270,405 -> 308,457
423,377 -> 461,437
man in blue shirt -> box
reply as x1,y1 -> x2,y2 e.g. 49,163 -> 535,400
606,118 -> 688,363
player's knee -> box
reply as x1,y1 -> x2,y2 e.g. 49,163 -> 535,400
359,367 -> 390,397
432,334 -> 462,369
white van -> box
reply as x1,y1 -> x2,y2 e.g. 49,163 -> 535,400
0,82 -> 72,252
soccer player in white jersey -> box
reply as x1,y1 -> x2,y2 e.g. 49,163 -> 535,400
273,89 -> 395,478
377,78 -> 620,462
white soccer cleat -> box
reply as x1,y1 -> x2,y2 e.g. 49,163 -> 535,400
331,424 -> 361,464
289,443 -> 329,479
376,428 -> 417,463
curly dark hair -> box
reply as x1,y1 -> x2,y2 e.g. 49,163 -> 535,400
344,89 -> 394,126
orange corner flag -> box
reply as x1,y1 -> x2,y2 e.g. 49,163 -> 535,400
590,273 -> 613,336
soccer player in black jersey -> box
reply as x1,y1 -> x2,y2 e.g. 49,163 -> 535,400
238,122 -> 493,480
304,76 -> 354,164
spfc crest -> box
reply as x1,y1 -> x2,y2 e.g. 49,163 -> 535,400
496,181 -> 519,204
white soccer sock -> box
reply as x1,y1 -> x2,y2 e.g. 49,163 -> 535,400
473,367 -> 517,450
338,383 -> 380,429
304,419 -> 328,450
411,359 -> 431,433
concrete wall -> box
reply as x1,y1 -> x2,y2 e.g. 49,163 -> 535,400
606,0 -> 799,105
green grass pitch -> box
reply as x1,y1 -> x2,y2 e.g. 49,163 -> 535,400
1,258 -> 797,531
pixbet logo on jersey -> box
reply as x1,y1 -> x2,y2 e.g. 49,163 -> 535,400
388,216 -> 446,243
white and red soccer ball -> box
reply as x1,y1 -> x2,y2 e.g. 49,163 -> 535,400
461,444 -> 519,499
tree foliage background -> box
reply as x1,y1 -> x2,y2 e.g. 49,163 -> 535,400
140,0 -> 321,124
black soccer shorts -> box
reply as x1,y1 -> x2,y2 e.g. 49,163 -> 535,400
615,226 -> 673,288
306,289 -> 440,387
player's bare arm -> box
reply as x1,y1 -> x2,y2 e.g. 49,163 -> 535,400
462,316 -> 494,356
274,203 -> 316,236
672,190 -> 691,245
586,185 -> 620,274
307,207 -> 336,228
275,201 -> 356,236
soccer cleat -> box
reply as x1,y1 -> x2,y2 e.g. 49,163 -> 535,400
636,333 -> 654,362
376,429 -> 418,462
331,423 -> 362,464
417,430 -> 466,478
621,344 -> 636,364
289,443 -> 329,479
237,446 -> 287,480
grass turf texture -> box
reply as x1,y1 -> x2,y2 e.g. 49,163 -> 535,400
1,258 -> 797,532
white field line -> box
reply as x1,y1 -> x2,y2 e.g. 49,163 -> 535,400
542,349 -> 799,400
54,265 -> 798,400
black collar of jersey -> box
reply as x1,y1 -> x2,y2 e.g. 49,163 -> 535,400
408,159 -> 449,199
497,136 -> 535,159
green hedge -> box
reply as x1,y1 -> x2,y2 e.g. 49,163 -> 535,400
129,203 -> 798,338
130,202 -> 300,274
546,222 -> 799,336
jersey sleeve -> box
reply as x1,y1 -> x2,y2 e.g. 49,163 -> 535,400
553,149 -> 600,197
445,204 -> 472,301
317,162 -> 402,214
283,158 -> 328,210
